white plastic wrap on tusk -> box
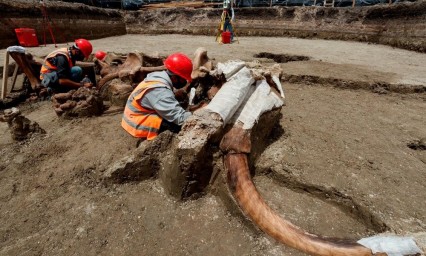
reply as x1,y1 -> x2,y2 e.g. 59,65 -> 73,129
188,87 -> 196,106
230,80 -> 284,129
272,75 -> 285,99
357,236 -> 423,256
206,66 -> 254,125
217,60 -> 246,80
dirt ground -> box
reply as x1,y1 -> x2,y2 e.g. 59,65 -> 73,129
1,34 -> 425,255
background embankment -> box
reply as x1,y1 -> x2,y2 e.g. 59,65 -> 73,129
0,0 -> 126,49
1,0 -> 425,52
125,1 -> 426,53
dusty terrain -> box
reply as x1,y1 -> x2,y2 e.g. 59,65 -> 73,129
1,34 -> 425,255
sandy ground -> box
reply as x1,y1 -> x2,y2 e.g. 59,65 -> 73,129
0,34 -> 425,255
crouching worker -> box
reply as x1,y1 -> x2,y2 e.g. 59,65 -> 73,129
121,53 -> 193,141
40,38 -> 93,93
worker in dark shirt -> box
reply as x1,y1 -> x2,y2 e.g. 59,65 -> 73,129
40,38 -> 93,93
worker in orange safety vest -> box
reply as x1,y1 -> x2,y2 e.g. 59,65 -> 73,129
40,38 -> 93,93
121,52 -> 194,141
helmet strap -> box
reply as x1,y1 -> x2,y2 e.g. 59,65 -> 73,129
166,69 -> 175,77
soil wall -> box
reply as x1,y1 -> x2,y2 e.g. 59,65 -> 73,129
0,1 -> 126,49
1,1 -> 424,52
125,1 -> 426,52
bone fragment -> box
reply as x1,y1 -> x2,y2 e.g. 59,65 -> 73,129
51,87 -> 104,118
53,93 -> 72,102
54,107 -> 64,116
1,107 -> 21,122
1,107 -> 45,140
60,101 -> 76,110
109,82 -> 133,107
188,87 -> 196,105
272,75 -> 285,99
97,53 -> 165,90
191,47 -> 213,79
118,52 -> 142,79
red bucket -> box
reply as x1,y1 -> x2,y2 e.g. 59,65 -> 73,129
221,31 -> 231,44
15,28 -> 39,47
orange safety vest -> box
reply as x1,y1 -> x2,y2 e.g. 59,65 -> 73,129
121,80 -> 167,140
40,48 -> 73,80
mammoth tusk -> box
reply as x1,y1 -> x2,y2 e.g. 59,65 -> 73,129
224,152 -> 373,256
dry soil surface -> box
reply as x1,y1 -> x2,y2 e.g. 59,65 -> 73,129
0,35 -> 425,256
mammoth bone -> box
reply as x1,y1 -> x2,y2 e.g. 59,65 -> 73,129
51,87 -> 104,118
95,52 -> 166,90
0,107 -> 45,141
210,62 -> 420,256
105,56 -> 422,255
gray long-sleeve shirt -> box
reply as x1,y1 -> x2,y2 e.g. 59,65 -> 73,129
139,71 -> 191,126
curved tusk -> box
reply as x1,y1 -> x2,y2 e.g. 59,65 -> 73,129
224,153 -> 373,256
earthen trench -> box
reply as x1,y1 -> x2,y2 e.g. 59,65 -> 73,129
2,1 -> 424,234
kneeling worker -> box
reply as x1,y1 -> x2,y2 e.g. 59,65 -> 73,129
121,53 -> 193,141
40,38 -> 93,93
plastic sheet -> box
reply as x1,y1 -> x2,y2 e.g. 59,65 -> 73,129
217,60 -> 245,79
358,235 -> 423,256
232,80 -> 284,129
205,66 -> 254,125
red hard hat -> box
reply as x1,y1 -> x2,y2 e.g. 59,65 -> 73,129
95,50 -> 107,61
164,53 -> 193,82
74,38 -> 93,58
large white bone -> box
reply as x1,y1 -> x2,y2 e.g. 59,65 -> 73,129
205,66 -> 254,125
272,75 -> 285,99
231,79 -> 283,129
217,60 -> 246,79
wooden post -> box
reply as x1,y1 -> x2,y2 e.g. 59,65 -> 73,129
1,52 -> 9,100
10,64 -> 19,92
352,0 -> 355,7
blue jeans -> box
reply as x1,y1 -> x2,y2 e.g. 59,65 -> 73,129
45,66 -> 84,93
70,66 -> 83,82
